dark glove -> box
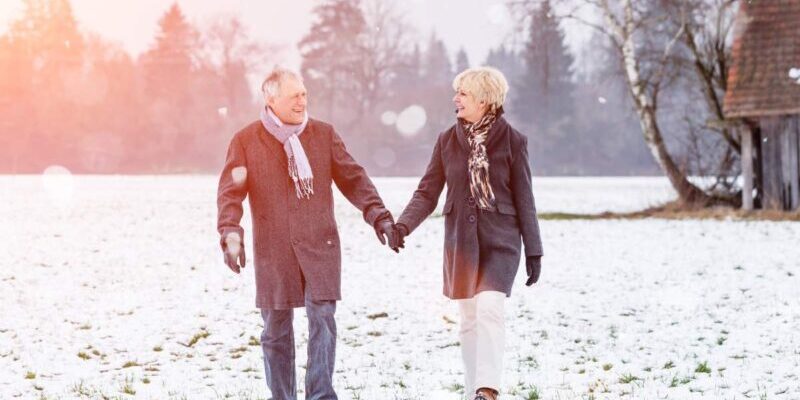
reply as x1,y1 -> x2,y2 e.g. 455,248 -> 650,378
526,256 -> 541,286
222,232 -> 246,274
375,217 -> 400,253
394,223 -> 408,250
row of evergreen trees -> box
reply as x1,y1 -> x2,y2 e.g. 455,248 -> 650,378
0,0 -> 656,175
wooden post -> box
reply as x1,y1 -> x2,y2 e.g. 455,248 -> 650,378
741,124 -> 754,211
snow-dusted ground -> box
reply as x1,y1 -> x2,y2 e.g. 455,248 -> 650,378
0,175 -> 798,400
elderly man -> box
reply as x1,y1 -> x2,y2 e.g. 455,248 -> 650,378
217,67 -> 400,400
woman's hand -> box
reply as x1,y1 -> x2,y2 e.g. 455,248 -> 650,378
526,256 -> 541,286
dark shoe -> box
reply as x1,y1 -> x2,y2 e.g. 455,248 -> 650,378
474,388 -> 498,400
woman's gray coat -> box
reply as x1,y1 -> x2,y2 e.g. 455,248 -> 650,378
397,116 -> 543,299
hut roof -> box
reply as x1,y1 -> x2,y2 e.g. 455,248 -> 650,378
723,0 -> 800,118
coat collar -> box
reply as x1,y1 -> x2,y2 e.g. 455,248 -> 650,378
454,114 -> 509,152
257,119 -> 316,161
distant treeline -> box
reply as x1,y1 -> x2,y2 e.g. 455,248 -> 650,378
0,0 -> 658,175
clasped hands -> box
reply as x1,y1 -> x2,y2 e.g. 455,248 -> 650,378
374,217 -> 407,253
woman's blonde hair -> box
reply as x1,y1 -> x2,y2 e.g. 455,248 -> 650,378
452,66 -> 509,111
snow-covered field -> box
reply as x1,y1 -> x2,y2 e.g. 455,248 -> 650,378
0,175 -> 798,400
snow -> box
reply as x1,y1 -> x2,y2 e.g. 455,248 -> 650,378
1,175 -> 798,399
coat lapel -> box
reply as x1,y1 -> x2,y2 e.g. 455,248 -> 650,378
454,121 -> 470,153
485,116 -> 509,150
257,122 -> 288,162
454,115 -> 509,153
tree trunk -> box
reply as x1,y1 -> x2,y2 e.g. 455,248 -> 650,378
611,0 -> 712,206
637,104 -> 712,205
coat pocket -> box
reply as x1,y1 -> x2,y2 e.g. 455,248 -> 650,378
496,202 -> 517,216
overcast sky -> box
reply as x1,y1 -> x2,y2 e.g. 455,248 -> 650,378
0,0 -> 591,69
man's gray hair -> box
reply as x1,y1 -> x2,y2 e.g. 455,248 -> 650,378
261,68 -> 303,100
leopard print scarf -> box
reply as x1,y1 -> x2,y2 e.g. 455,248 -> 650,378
462,109 -> 498,211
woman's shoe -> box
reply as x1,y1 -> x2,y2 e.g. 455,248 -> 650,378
474,388 -> 498,400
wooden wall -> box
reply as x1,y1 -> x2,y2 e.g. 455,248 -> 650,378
758,115 -> 800,210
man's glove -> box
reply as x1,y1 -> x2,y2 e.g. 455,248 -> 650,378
375,217 -> 400,253
526,256 -> 541,286
223,232 -> 246,274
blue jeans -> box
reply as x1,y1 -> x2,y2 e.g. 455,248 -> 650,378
260,299 -> 338,400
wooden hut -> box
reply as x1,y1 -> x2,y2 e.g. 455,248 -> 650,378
724,0 -> 800,210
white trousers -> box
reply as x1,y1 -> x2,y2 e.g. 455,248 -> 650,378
458,290 -> 506,396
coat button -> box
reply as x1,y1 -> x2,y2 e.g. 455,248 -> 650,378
468,215 -> 476,223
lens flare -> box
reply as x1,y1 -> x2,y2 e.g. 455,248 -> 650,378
396,105 -> 427,137
381,111 -> 398,126
231,166 -> 247,186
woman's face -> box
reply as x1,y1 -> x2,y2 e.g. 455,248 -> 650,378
453,88 -> 487,123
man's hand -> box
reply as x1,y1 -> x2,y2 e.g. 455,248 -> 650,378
526,256 -> 541,286
223,232 -> 246,274
375,218 -> 400,253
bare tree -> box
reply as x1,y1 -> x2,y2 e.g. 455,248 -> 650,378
556,0 -> 716,205
522,0 -> 745,206
355,0 -> 415,121
202,16 -> 276,116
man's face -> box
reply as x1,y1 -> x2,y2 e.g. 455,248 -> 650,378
267,76 -> 307,125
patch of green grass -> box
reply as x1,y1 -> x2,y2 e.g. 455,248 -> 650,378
523,355 -> 539,368
153,345 -> 163,352
602,363 -> 613,371
663,360 -> 675,369
619,373 -> 640,384
444,382 -> 463,393
523,385 -> 541,400
121,361 -> 140,368
25,371 -> 36,379
121,384 -> 135,395
248,336 -> 260,346
77,351 -> 91,360
695,361 -> 711,374
539,212 -> 602,220
717,336 -> 727,345
181,330 -> 210,347
367,331 -> 382,337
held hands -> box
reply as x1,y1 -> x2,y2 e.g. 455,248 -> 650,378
375,218 -> 405,253
223,232 -> 246,274
526,256 -> 542,286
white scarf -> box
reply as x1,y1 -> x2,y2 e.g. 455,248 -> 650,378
260,107 -> 313,199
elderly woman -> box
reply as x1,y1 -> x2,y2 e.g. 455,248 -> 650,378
395,66 -> 543,400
